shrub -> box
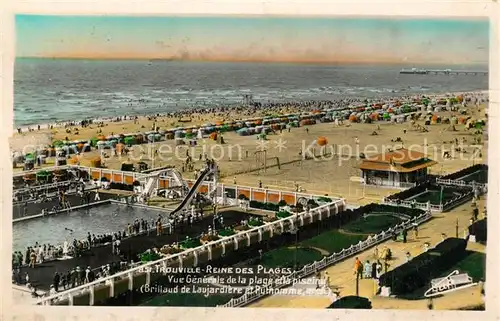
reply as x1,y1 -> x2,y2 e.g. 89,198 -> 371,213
140,251 -> 161,263
180,238 -> 202,249
318,196 -> 332,203
275,211 -> 292,219
327,296 -> 372,309
201,234 -> 220,242
218,228 -> 236,237
248,218 -> 264,227
109,182 -> 135,191
249,200 -> 279,211
307,199 -> 319,207
278,200 -> 287,206
378,238 -> 467,295
238,194 -> 249,200
469,219 -> 486,244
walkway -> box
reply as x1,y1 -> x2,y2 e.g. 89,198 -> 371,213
249,198 -> 486,309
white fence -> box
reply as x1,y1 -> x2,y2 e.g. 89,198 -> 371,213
37,199 -> 346,305
436,178 -> 487,190
383,188 -> 475,213
365,180 -> 416,189
383,199 -> 441,212
218,210 -> 433,307
13,180 -> 75,194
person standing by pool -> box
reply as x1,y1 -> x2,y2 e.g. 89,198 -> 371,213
156,220 -> 161,236
29,250 -> 36,268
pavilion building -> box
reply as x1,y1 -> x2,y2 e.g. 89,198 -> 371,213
359,148 -> 438,188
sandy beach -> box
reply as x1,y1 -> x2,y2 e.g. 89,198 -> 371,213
11,95 -> 487,206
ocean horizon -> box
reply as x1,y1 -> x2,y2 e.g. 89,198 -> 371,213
13,58 -> 489,127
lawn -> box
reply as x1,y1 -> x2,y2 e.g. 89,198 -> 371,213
460,170 -> 488,184
139,292 -> 232,307
441,251 -> 486,282
300,230 -> 367,254
397,250 -> 485,300
342,214 -> 403,234
260,247 -> 325,269
411,187 -> 462,205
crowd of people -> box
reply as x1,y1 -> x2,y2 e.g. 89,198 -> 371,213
15,92 -> 487,134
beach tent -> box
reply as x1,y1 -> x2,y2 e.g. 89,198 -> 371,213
237,128 -> 249,136
52,140 -> 64,148
382,113 -> 390,120
124,136 -> 136,146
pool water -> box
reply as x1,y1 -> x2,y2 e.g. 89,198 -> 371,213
12,204 -> 167,252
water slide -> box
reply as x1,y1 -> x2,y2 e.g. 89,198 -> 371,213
139,168 -> 189,200
170,168 -> 189,191
168,167 -> 212,216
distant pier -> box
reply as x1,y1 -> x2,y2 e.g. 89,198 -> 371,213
400,68 -> 488,76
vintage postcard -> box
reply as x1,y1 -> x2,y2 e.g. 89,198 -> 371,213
3,7 -> 499,321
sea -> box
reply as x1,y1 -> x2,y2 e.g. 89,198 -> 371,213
14,58 -> 488,127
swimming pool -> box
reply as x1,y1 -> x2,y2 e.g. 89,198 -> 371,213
12,204 -> 168,252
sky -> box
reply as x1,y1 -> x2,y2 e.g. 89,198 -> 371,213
15,15 -> 489,65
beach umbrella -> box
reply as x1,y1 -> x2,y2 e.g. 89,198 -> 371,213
317,136 -> 328,146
